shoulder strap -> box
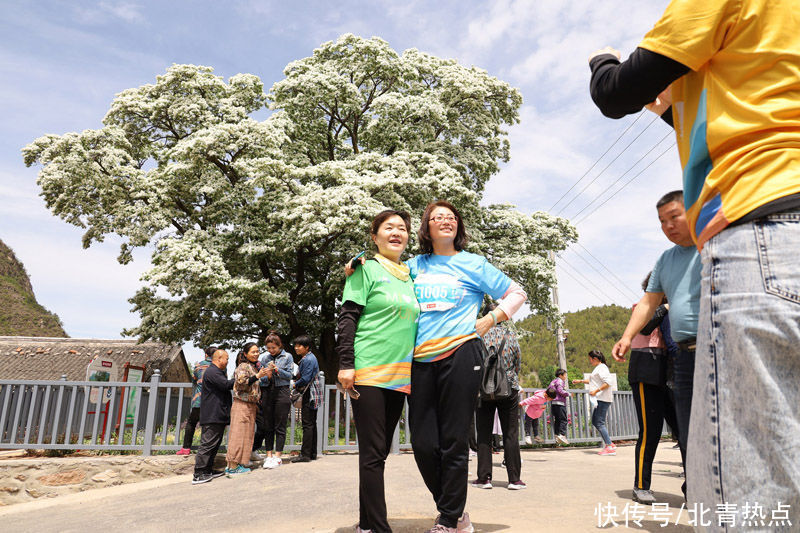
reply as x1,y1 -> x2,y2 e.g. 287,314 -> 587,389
494,334 -> 508,359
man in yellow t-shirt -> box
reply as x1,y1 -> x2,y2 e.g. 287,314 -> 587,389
588,0 -> 800,525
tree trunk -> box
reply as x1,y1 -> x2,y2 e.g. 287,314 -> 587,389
317,296 -> 338,383
318,325 -> 337,384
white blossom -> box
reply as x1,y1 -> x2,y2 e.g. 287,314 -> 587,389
22,37 -> 576,366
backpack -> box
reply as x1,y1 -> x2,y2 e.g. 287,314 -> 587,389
479,335 -> 513,401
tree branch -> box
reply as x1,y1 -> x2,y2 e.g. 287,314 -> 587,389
174,197 -> 207,231
171,218 -> 186,234
206,155 -> 240,185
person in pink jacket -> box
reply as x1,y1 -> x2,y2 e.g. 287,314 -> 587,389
519,388 -> 556,422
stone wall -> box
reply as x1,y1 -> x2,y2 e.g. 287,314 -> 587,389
0,454 -> 195,506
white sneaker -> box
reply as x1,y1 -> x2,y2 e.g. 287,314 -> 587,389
262,457 -> 275,469
524,436 -> 532,445
267,457 -> 282,469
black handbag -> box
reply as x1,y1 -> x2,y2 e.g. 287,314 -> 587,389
479,336 -> 512,401
291,383 -> 310,409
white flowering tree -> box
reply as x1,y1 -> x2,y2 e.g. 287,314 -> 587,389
23,35 -> 576,375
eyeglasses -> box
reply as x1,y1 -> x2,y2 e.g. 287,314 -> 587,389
428,214 -> 458,224
336,382 -> 360,400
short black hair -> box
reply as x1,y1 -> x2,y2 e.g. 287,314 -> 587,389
555,368 -> 567,378
205,346 -> 218,358
293,334 -> 313,349
656,190 -> 683,209
545,387 -> 557,399
371,210 -> 412,236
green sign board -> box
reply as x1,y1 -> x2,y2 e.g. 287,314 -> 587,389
124,367 -> 145,425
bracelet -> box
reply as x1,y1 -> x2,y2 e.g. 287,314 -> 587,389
489,311 -> 498,325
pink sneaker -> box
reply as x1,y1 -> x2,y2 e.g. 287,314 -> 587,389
598,445 -> 616,456
176,448 -> 191,456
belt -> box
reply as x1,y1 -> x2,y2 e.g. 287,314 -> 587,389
676,338 -> 696,351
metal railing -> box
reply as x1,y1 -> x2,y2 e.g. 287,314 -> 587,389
1,370 -> 193,454
321,387 -> 646,452
1,373 -> 649,456
524,388 -> 644,444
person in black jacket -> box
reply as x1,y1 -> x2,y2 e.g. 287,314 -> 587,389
193,349 -> 234,485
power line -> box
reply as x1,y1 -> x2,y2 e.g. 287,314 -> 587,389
565,247 -> 638,302
557,254 -> 618,303
574,141 -> 677,226
549,112 -> 647,212
555,113 -> 661,217
568,130 -> 674,221
565,247 -> 635,301
556,260 -> 610,305
574,242 -> 641,301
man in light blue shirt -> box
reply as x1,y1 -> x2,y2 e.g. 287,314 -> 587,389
613,190 -> 701,500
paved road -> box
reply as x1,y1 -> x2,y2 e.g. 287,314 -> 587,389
0,442 -> 690,532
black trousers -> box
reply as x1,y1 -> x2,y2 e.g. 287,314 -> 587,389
468,415 -> 477,452
476,392 -> 522,483
194,423 -> 226,475
631,381 -> 679,490
351,385 -> 406,533
524,414 -> 539,438
300,389 -> 318,459
182,407 -> 200,449
409,339 -> 483,529
254,385 -> 291,452
551,403 -> 568,436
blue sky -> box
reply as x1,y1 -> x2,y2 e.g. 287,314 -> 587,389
1,0 -> 681,363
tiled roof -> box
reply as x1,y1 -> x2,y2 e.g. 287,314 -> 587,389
0,337 -> 190,383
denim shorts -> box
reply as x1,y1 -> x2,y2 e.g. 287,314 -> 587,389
689,211 -> 800,532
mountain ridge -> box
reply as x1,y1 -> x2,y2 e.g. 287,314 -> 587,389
0,238 -> 68,337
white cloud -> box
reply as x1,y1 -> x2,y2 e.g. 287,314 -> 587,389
459,0 -> 680,313
73,2 -> 146,25
3,0 -> 685,340
3,226 -> 152,339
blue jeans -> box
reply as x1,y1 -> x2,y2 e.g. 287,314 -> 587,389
592,400 -> 612,446
688,212 -> 800,532
672,347 -> 694,477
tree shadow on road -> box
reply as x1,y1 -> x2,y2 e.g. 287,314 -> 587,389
613,489 -> 686,509
654,460 -> 683,467
335,519 -> 510,532
597,519 -> 692,532
606,490 -> 691,532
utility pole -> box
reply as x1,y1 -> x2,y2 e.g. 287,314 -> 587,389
549,251 -> 568,372
549,250 -> 572,444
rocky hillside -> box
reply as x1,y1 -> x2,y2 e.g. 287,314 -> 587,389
0,239 -> 67,337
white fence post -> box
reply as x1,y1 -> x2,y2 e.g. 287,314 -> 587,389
142,370 -> 161,456
315,371 -> 325,459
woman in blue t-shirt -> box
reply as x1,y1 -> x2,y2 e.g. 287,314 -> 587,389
408,200 -> 526,533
